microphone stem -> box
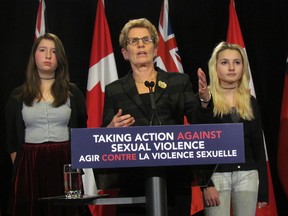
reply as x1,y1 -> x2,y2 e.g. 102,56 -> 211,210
145,81 -> 161,125
150,111 -> 155,126
155,111 -> 162,125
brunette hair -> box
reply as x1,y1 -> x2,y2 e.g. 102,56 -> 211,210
19,33 -> 70,107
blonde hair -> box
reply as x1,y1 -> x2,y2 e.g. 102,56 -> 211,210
208,41 -> 254,120
119,18 -> 159,48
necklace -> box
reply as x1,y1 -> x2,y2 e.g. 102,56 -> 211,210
133,72 -> 157,84
221,86 -> 237,90
39,76 -> 55,80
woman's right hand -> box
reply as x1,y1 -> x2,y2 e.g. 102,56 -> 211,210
203,186 -> 221,207
107,109 -> 135,128
10,152 -> 17,164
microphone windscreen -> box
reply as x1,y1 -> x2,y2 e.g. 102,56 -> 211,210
144,81 -> 151,87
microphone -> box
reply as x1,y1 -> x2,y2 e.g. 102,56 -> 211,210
144,81 -> 156,110
144,81 -> 161,126
144,81 -> 154,88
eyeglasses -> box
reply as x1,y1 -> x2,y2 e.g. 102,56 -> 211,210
126,36 -> 154,46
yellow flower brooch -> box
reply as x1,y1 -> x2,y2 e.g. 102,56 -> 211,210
158,81 -> 167,89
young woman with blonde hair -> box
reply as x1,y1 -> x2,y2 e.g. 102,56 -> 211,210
202,42 -> 268,216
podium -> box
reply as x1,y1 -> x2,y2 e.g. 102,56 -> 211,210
71,123 -> 244,216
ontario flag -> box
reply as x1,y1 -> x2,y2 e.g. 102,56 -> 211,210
35,0 -> 46,39
154,0 -> 183,72
278,57 -> 288,199
155,0 -> 203,215
227,0 -> 278,215
84,0 -> 118,215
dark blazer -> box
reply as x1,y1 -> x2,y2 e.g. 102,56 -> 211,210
98,67 -> 214,192
102,67 -> 213,127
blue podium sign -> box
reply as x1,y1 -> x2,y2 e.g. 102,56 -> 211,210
71,123 -> 244,169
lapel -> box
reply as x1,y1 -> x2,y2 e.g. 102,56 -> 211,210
154,68 -> 168,103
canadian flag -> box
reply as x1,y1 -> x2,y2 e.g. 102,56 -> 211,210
84,0 -> 118,215
35,0 -> 46,39
227,0 -> 278,215
278,57 -> 288,198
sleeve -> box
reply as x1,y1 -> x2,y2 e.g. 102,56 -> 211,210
70,83 -> 87,128
5,90 -> 21,153
101,85 -> 116,127
251,97 -> 269,202
183,73 -> 214,124
195,93 -> 214,124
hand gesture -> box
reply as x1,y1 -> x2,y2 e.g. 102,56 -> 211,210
107,109 -> 135,128
197,68 -> 211,106
197,68 -> 210,100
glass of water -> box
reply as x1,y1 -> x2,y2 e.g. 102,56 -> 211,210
63,164 -> 82,199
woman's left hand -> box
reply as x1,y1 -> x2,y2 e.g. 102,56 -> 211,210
202,187 -> 220,207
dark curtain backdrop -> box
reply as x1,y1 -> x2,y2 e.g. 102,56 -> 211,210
0,0 -> 287,215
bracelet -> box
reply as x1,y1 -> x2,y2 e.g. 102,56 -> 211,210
200,91 -> 211,103
200,187 -> 208,191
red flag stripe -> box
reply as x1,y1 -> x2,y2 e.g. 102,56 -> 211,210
84,0 -> 118,215
226,0 -> 244,48
227,1 -> 278,215
88,1 -> 114,67
86,0 -> 118,127
278,57 -> 288,198
35,0 -> 46,39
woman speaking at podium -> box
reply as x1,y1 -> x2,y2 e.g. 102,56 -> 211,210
100,18 -> 213,216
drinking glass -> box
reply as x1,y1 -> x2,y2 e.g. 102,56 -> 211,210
63,164 -> 82,198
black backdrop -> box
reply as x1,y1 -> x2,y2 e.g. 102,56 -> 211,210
0,0 -> 287,215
